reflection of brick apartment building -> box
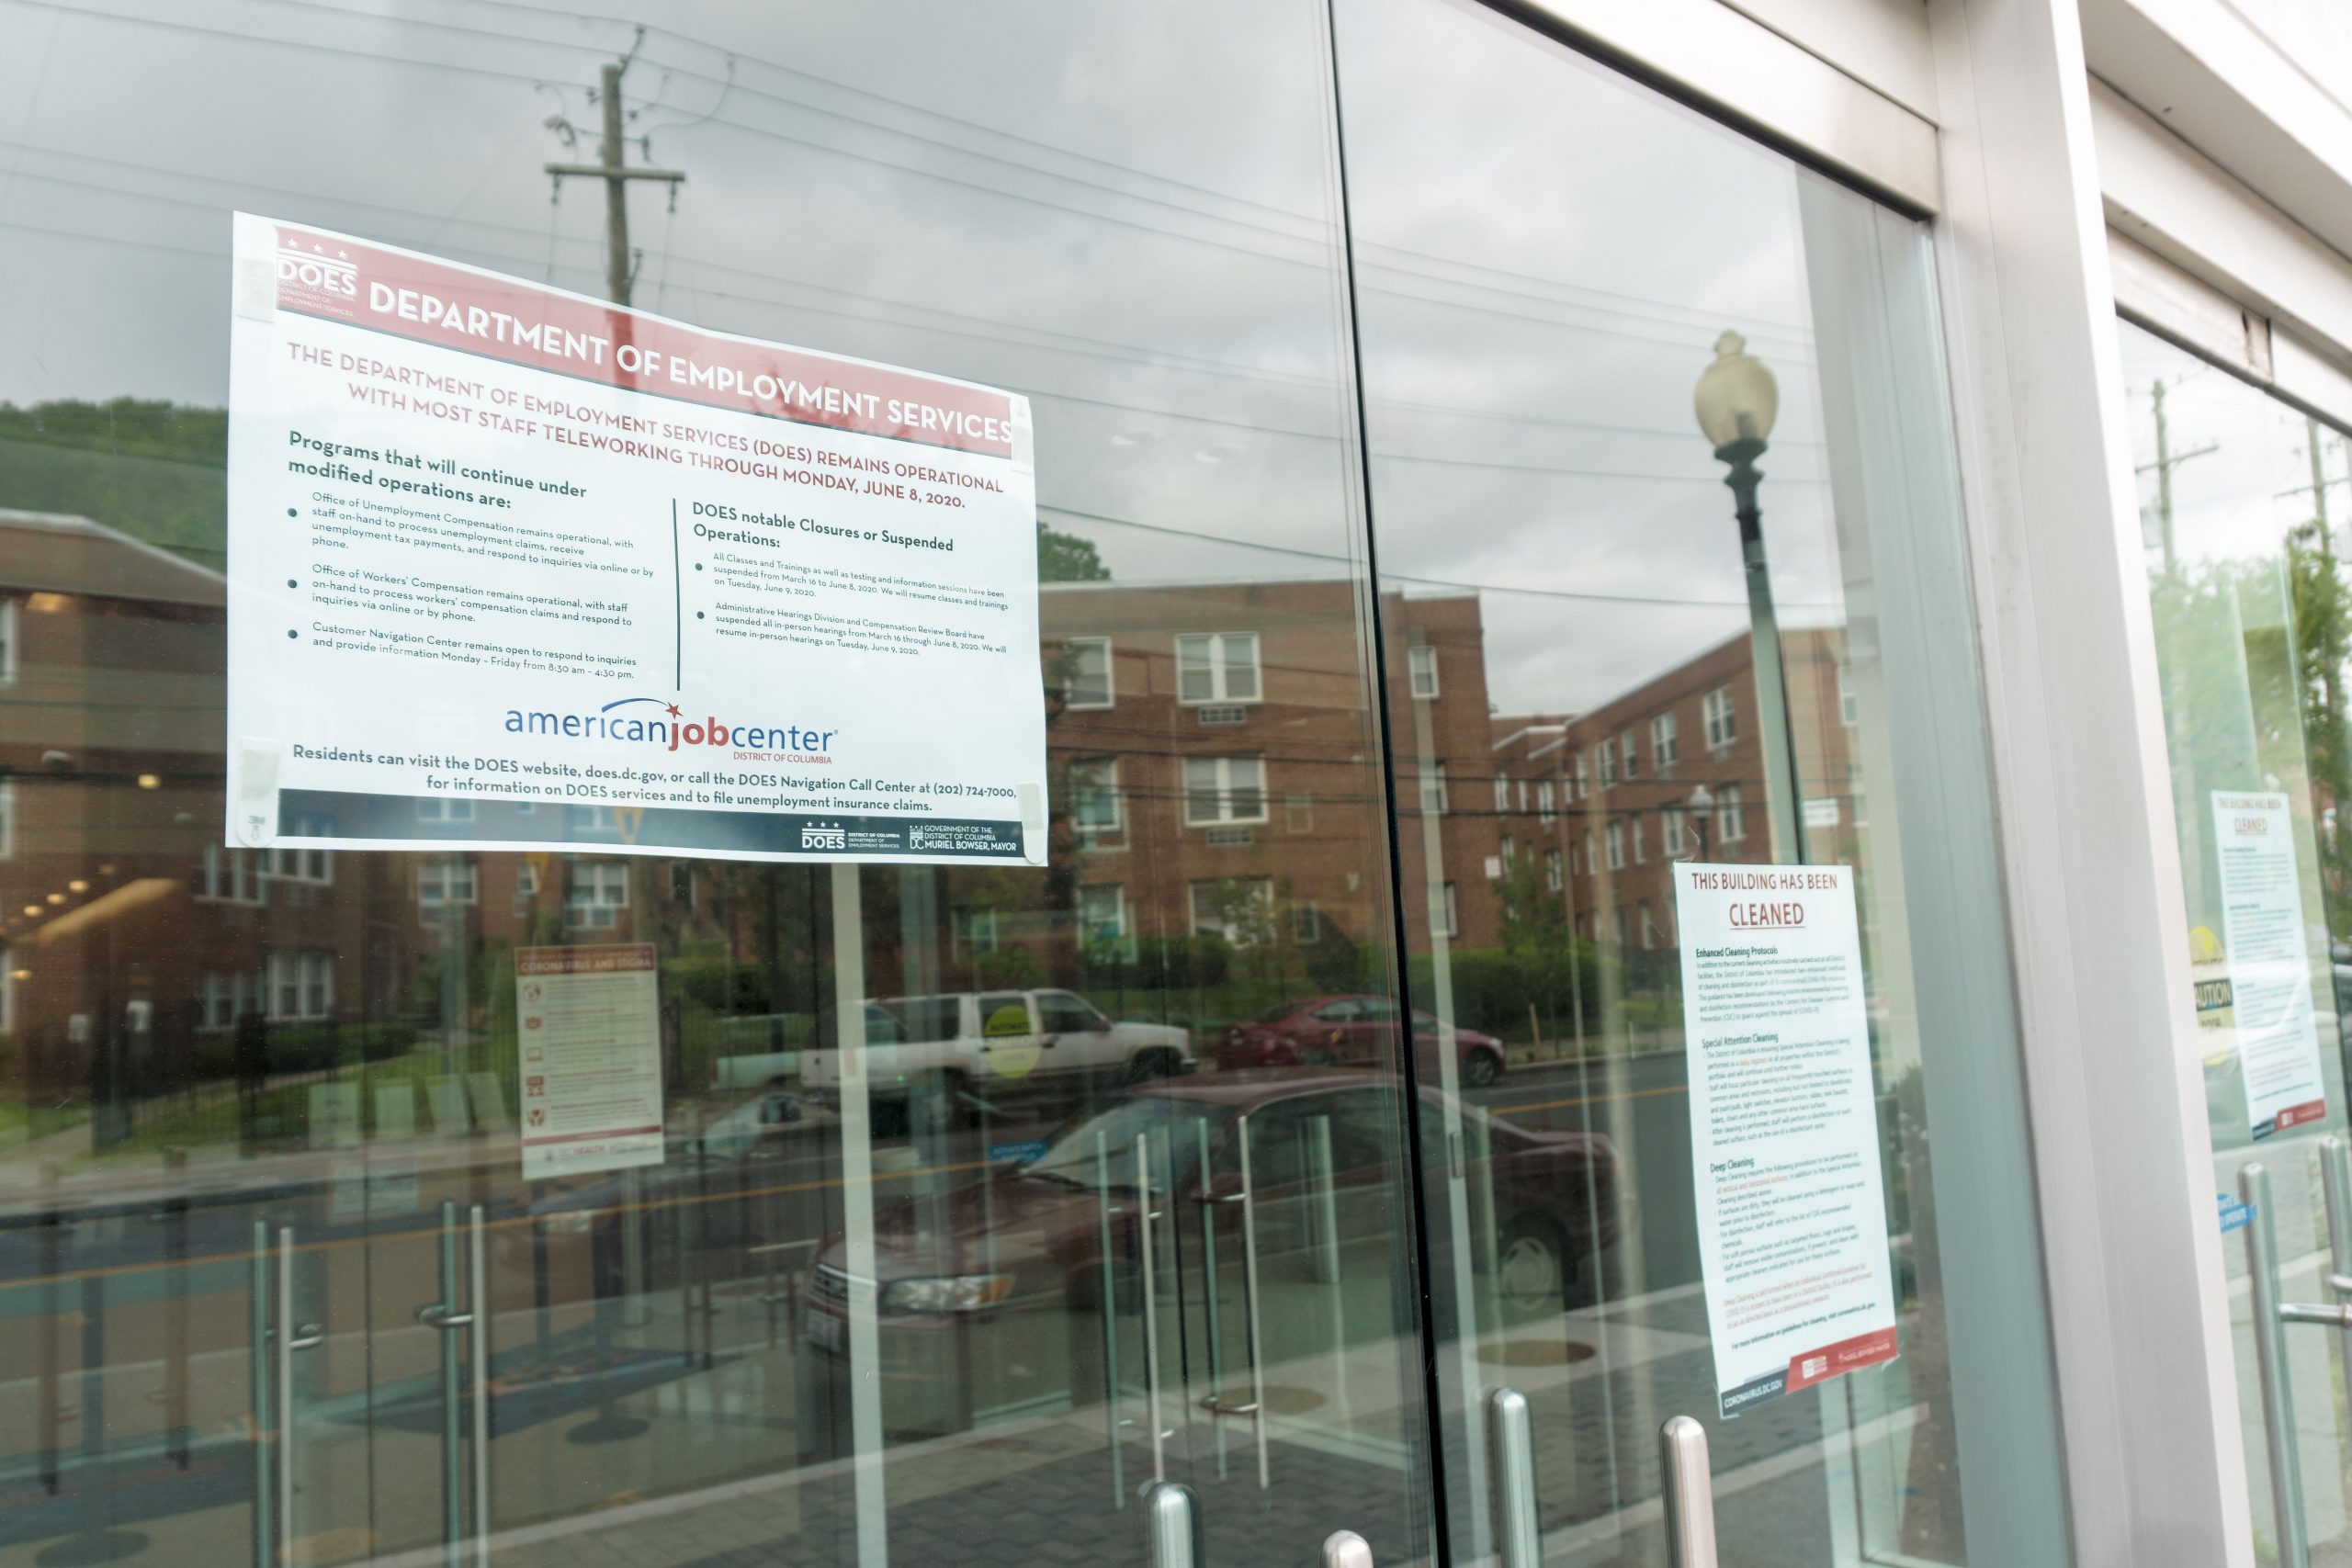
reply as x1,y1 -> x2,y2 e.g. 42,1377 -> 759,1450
1039,580 -> 1504,964
1488,626 -> 1858,959
402,809 -> 729,954
0,511 -> 412,1114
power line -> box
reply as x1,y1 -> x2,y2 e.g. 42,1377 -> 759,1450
1039,503 -> 1835,610
14,1 -> 1815,358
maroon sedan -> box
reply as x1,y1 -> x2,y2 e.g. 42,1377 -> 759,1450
795,1071 -> 1612,1445
1218,994 -> 1508,1087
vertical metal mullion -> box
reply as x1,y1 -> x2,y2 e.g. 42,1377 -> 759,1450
1315,0 -> 1464,1556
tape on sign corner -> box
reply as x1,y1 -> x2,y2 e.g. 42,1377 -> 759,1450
1018,782 -> 1048,865
1009,396 -> 1035,476
232,214 -> 278,321
234,739 -> 284,848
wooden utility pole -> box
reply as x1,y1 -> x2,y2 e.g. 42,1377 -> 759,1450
2139,378 -> 2216,576
546,58 -> 684,307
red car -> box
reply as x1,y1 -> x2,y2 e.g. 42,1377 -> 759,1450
1218,994 -> 1508,1087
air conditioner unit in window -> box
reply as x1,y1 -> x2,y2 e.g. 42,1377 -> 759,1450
1197,705 -> 1247,727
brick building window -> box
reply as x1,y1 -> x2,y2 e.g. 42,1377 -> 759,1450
1177,632 -> 1261,704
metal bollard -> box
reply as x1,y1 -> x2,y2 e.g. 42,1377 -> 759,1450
1319,1529 -> 1374,1568
1142,1481 -> 1202,1568
1487,1387 -> 1540,1568
1660,1416 -> 1719,1568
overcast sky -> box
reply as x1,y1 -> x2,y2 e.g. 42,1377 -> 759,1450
0,0 -> 1868,714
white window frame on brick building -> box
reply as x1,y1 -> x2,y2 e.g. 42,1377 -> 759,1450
1184,756 -> 1268,826
1176,632 -> 1261,705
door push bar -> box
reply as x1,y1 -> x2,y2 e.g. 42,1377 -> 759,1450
415,1201 -> 492,1568
2239,1140 -> 2352,1568
277,1227 -> 325,1568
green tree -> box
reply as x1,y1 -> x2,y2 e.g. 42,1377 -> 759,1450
1496,851 -> 1582,1040
2287,519 -> 2352,931
1037,520 -> 1110,582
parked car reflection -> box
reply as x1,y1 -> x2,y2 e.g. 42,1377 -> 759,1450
1216,994 -> 1508,1087
795,1069 -> 1612,1442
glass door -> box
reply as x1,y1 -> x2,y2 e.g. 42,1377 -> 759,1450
1331,2 -> 2067,1564
2118,317 -> 2352,1565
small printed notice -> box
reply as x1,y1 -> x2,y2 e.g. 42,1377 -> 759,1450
1672,863 -> 1899,1417
2213,791 -> 2327,1138
517,944 -> 664,1179
225,213 -> 1046,865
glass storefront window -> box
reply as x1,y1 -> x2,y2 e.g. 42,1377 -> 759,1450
0,3 -> 2068,1568
2120,315 -> 2352,1563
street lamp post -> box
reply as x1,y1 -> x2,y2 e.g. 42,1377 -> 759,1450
1687,784 -> 1713,861
1695,331 -> 1804,863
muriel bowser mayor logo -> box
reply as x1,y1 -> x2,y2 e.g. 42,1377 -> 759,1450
504,696 -> 838,757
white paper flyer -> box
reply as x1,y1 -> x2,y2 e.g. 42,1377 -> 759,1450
517,944 -> 664,1179
2213,791 -> 2327,1138
1672,863 -> 1900,1417
225,213 -> 1046,865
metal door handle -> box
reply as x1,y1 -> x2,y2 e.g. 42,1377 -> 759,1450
1136,1130 -> 1166,1483
2244,1152 -> 2352,1568
1660,1415 -> 1719,1568
468,1204 -> 490,1568
249,1222 -> 272,1568
276,1226 -> 318,1568
1095,1128 -> 1125,1509
1235,1111 -> 1270,1490
426,1201 -> 493,1568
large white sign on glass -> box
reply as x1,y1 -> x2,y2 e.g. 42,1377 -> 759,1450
225,214 -> 1046,865
2212,790 -> 2327,1137
1672,863 -> 1899,1416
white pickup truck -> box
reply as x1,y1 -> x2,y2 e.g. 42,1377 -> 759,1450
799,988 -> 1192,1119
